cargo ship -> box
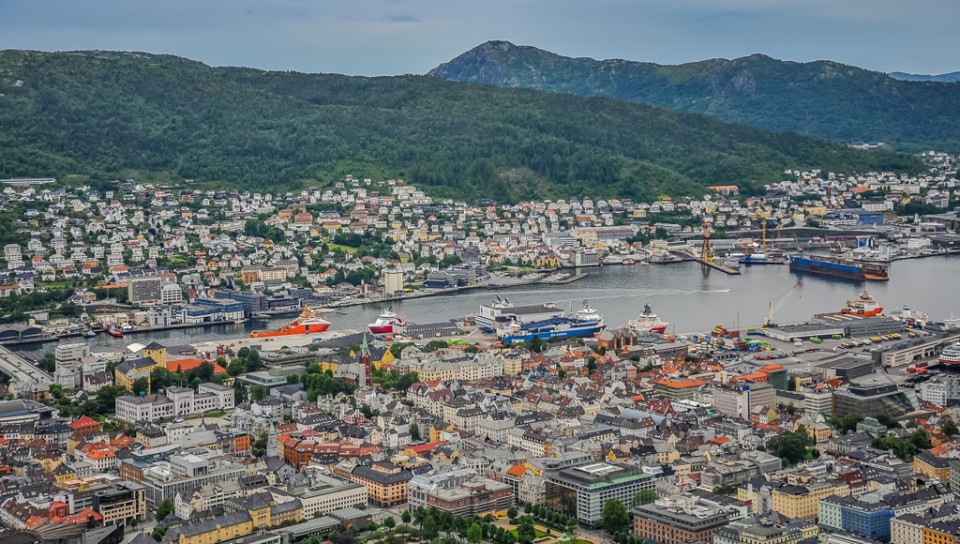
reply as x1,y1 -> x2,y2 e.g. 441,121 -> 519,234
940,342 -> 960,365
369,308 -> 403,335
628,304 -> 669,334
250,306 -> 330,338
789,255 -> 888,282
498,302 -> 604,344
840,289 -> 884,317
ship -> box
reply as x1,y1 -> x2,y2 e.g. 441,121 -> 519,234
369,308 -> 404,335
789,254 -> 889,282
740,251 -> 787,265
476,296 -> 563,332
628,304 -> 669,334
250,306 -> 330,338
940,342 -> 960,365
840,289 -> 884,317
498,302 -> 605,344
106,325 -> 123,338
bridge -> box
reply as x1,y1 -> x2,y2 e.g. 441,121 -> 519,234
0,345 -> 53,394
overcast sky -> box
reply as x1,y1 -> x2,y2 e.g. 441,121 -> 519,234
1,0 -> 957,76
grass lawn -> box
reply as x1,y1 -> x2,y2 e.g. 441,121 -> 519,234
327,243 -> 358,253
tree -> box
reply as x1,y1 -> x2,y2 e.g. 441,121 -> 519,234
600,499 -> 630,535
410,422 -> 420,441
36,351 -> 56,373
401,510 -> 411,524
516,515 -> 537,544
250,384 -> 267,401
131,378 -> 150,395
384,517 -> 396,529
467,523 -> 483,544
155,499 -> 173,522
944,418 -> 959,437
766,431 -> 811,465
422,515 -> 439,540
529,335 -> 546,353
507,506 -> 518,521
633,489 -> 657,506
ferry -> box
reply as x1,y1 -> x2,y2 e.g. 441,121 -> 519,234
369,308 -> 404,335
940,342 -> 960,365
498,302 -> 604,344
629,304 -> 669,334
840,289 -> 884,317
476,296 -> 564,332
250,306 -> 330,338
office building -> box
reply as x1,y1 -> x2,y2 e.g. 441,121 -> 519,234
832,384 -> 917,419
818,495 -> 893,541
141,452 -> 246,507
632,494 -> 735,544
91,481 -> 146,526
714,517 -> 818,544
546,462 -> 656,527
408,468 -> 513,517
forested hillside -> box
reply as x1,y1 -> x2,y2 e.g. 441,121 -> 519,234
0,50 -> 918,201
430,41 -> 960,151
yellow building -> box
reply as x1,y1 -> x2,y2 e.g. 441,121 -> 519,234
914,452 -> 951,484
923,523 -> 956,544
772,481 -> 850,521
142,342 -> 167,366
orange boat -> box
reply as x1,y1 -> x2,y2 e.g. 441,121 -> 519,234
840,288 -> 883,317
250,306 -> 331,338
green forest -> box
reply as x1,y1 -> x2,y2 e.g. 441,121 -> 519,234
430,41 -> 960,151
0,50 -> 919,202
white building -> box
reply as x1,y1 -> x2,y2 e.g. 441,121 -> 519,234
115,382 -> 234,423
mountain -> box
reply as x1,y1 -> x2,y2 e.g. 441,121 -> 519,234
0,50 -> 918,201
429,41 -> 960,150
889,71 -> 960,83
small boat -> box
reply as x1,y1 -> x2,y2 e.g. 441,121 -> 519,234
84,330 -> 97,338
106,325 -> 123,338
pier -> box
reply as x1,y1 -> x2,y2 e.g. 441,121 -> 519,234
670,248 -> 741,275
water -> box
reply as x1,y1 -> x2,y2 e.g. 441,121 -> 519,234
14,256 -> 960,359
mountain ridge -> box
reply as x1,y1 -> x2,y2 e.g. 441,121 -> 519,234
0,49 -> 919,201
428,41 -> 960,150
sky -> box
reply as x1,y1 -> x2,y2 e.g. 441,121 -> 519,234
1,0 -> 958,76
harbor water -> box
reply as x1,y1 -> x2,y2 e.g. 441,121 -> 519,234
13,256 -> 960,359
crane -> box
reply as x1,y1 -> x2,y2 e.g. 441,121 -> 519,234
700,222 -> 714,263
764,279 -> 803,327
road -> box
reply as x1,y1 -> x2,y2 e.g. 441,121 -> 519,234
0,345 -> 53,393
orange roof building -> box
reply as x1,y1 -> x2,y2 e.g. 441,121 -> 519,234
165,358 -> 227,374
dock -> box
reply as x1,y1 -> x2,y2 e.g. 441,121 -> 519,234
670,248 -> 741,275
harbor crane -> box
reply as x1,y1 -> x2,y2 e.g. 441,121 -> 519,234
764,279 -> 803,327
700,222 -> 714,263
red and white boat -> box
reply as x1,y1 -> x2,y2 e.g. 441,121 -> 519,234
840,288 -> 883,317
629,304 -> 669,334
940,342 -> 960,366
250,306 -> 331,338
369,308 -> 404,335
